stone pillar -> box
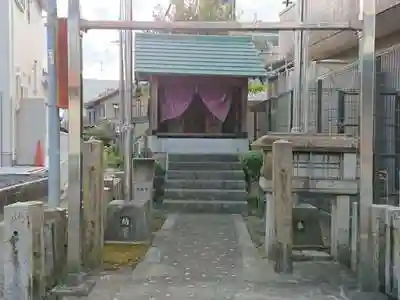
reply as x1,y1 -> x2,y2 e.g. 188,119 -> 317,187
44,207 -> 68,289
272,140 -> 293,273
385,206 -> 400,295
370,204 -> 389,291
82,140 -> 105,269
351,202 -> 359,273
103,187 -> 112,229
132,157 -> 155,203
3,201 -> 45,300
104,178 -> 114,195
330,195 -> 351,265
264,192 -> 274,259
393,216 -> 400,299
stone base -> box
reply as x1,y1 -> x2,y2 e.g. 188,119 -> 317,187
292,250 -> 333,262
51,273 -> 95,297
293,204 -> 324,247
105,199 -> 152,243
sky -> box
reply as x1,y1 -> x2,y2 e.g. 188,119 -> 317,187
57,0 -> 285,80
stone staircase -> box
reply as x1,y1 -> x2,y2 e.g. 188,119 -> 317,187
163,154 -> 248,214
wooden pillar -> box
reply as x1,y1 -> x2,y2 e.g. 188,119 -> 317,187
241,83 -> 248,134
4,201 -> 46,300
272,139 -> 293,273
82,140 -> 105,269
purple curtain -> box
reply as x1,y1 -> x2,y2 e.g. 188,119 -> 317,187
157,75 -> 244,122
198,85 -> 231,121
161,84 -> 195,122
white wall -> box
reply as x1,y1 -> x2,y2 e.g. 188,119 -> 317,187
0,0 -> 46,166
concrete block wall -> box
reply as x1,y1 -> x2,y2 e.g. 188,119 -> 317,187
331,202 -> 400,298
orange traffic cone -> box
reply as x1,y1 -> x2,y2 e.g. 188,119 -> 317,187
34,140 -> 44,167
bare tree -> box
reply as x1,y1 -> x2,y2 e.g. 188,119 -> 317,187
153,0 -> 236,22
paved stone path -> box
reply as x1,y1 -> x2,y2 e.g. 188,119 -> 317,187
66,214 -> 387,300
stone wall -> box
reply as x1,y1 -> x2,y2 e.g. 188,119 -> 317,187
0,177 -> 48,217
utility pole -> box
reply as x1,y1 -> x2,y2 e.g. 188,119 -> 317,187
301,0 -> 310,132
118,0 -> 125,155
123,0 -> 134,201
292,0 -> 306,132
46,0 -> 61,207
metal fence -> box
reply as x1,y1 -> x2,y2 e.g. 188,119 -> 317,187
262,43 -> 400,205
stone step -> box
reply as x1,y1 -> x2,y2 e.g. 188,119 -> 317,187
168,154 -> 239,163
165,179 -> 246,190
164,188 -> 247,201
163,199 -> 248,214
168,161 -> 242,171
167,170 -> 245,181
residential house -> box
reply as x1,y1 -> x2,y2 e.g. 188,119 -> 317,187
84,86 -> 149,137
0,0 -> 47,166
84,89 -> 121,129
279,0 -> 400,60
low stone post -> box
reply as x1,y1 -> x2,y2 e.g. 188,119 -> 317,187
369,204 -> 389,291
82,139 -> 104,269
351,202 -> 358,273
264,192 -> 275,259
132,157 -> 155,203
272,140 -> 293,273
385,206 -> 400,295
104,178 -> 114,196
330,196 -> 351,265
393,216 -> 400,299
103,187 -> 112,229
3,201 -> 45,300
43,207 -> 68,289
104,158 -> 154,243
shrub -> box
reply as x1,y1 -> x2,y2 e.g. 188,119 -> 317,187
154,160 -> 166,177
240,150 -> 263,183
104,145 -> 123,169
83,124 -> 117,146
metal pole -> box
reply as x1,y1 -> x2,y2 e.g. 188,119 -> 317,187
118,0 -> 125,155
46,0 -> 61,207
358,0 -> 376,291
123,0 -> 133,201
80,20 -> 362,31
232,0 -> 236,20
292,0 -> 305,132
67,0 -> 83,271
301,0 -> 310,132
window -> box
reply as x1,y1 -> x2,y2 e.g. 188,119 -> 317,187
97,104 -> 105,119
87,110 -> 96,124
113,103 -> 119,118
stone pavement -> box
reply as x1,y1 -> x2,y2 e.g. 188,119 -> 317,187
65,214 -> 387,300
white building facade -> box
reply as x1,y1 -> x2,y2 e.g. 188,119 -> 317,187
0,0 -> 46,166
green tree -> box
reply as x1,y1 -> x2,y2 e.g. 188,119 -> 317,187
153,0 -> 236,22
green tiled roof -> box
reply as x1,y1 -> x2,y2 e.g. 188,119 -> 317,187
134,33 -> 266,78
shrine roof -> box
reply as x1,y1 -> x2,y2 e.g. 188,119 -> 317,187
134,32 -> 266,79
